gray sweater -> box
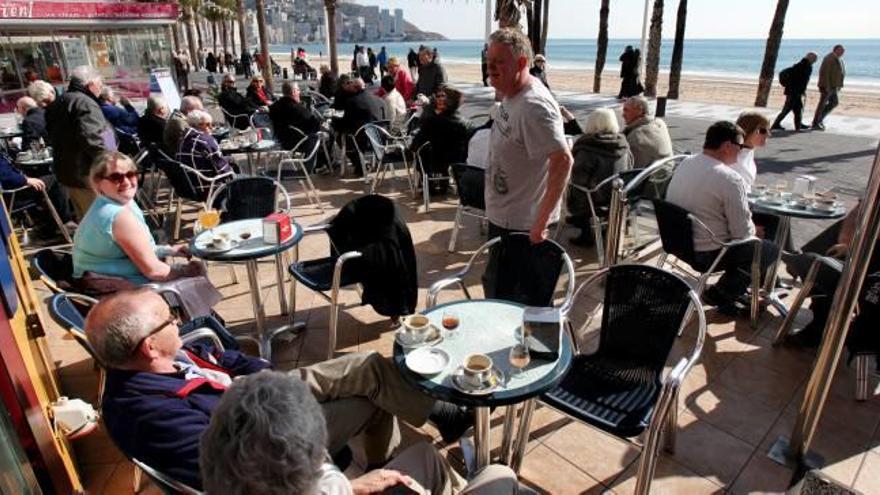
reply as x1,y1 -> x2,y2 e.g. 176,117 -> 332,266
665,153 -> 755,252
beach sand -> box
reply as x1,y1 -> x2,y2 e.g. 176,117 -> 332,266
278,54 -> 880,118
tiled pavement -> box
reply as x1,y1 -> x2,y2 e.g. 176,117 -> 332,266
33,166 -> 880,494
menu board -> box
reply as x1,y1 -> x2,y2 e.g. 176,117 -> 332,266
150,68 -> 180,111
61,38 -> 90,69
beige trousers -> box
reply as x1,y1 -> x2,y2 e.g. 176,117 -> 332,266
384,442 -> 519,495
297,351 -> 436,464
66,186 -> 96,220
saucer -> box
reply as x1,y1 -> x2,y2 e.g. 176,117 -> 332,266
199,237 -> 240,253
394,325 -> 442,348
406,347 -> 450,376
810,203 -> 839,213
450,366 -> 505,395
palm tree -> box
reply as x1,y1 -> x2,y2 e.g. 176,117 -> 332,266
179,0 -> 200,65
755,0 -> 790,107
324,0 -> 339,75
254,0 -> 272,87
593,0 -> 609,93
643,0 -> 664,97
236,0 -> 248,56
667,0 -> 687,99
495,0 -> 522,29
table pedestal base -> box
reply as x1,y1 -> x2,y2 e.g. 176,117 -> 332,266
470,399 -> 537,475
243,254 -> 304,360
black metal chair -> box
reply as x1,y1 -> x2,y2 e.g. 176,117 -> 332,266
448,163 -> 487,253
288,195 -> 413,359
220,107 -> 253,131
541,264 -> 706,495
32,249 -> 81,296
652,199 -> 762,329
47,292 -> 104,403
427,232 -> 576,310
208,175 -> 291,222
131,458 -> 203,495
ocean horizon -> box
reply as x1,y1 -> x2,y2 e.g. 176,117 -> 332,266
271,38 -> 880,88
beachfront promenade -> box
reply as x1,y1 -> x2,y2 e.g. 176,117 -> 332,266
36,70 -> 880,494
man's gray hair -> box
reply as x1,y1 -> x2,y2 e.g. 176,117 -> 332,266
200,370 -> 327,495
146,95 -> 167,115
625,96 -> 649,117
27,80 -> 55,105
69,65 -> 101,85
84,286 -> 158,368
180,95 -> 203,114
99,86 -> 115,102
281,81 -> 299,98
489,28 -> 534,65
186,109 -> 212,127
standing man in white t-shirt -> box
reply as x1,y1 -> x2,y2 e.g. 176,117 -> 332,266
485,28 -> 572,242
482,28 -> 572,301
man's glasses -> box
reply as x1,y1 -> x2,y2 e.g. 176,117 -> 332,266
101,171 -> 138,184
130,314 -> 180,356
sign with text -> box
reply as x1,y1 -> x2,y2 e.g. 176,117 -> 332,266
0,1 -> 178,20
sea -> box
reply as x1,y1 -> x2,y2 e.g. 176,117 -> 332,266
271,38 -> 880,89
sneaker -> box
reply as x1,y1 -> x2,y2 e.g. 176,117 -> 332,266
429,402 -> 473,444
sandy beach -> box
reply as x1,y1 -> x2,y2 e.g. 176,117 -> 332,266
278,54 -> 880,118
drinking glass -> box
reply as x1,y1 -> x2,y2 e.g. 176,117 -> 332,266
441,310 -> 459,340
509,343 -> 530,379
198,209 -> 220,235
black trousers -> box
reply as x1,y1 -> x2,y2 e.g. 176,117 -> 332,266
693,239 -> 778,298
813,88 -> 840,126
772,93 -> 805,129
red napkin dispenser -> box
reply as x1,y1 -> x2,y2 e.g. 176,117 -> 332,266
262,213 -> 292,244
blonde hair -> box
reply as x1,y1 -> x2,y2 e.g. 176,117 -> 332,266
89,151 -> 137,188
387,56 -> 400,66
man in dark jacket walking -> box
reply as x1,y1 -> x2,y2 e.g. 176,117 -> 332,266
771,52 -> 817,132
46,65 -> 116,218
812,45 -> 846,131
415,47 -> 447,99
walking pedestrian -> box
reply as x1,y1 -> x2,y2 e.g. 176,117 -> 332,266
617,45 -> 643,99
811,45 -> 846,131
771,52 -> 817,132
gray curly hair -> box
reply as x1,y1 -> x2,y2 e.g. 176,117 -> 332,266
489,28 -> 533,65
200,370 -> 328,495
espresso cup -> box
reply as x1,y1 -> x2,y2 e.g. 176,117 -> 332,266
462,353 -> 493,388
401,314 -> 431,343
214,234 -> 232,250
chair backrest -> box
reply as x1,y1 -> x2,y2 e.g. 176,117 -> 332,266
47,293 -> 103,366
116,129 -> 141,157
131,458 -> 203,495
210,176 -> 290,221
154,151 -> 207,202
483,233 -> 574,308
596,264 -> 694,373
623,154 -> 688,202
220,106 -> 251,131
363,125 -> 387,161
651,199 -> 697,266
32,249 -> 75,294
450,163 -> 486,210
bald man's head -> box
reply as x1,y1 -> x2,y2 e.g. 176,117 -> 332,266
85,289 -> 170,369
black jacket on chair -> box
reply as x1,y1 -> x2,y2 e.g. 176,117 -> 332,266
327,195 -> 417,317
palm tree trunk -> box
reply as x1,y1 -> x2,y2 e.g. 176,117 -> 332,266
237,0 -> 249,55
644,0 -> 664,97
593,0 -> 609,93
525,1 -> 536,50
325,1 -> 339,75
212,21 -> 218,56
170,24 -> 181,53
755,0 -> 789,107
184,7 -> 199,67
540,0 -> 550,55
221,18 -> 229,57
667,0 -> 687,99
255,0 -> 272,88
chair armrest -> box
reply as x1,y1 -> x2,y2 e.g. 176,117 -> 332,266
3,185 -> 31,194
811,255 -> 844,273
181,327 -> 225,351
179,163 -> 235,184
302,223 -> 331,235
333,251 -> 362,291
687,213 -> 761,249
427,277 -> 467,308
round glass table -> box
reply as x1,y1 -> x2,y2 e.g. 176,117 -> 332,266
749,195 -> 846,316
393,299 -> 572,473
190,218 -> 304,359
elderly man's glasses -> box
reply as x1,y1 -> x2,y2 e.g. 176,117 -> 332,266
130,314 -> 180,355
101,171 -> 138,184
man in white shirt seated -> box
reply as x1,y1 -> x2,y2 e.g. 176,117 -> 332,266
666,121 -> 778,314
201,370 -> 522,495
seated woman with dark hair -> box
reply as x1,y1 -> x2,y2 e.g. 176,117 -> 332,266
567,108 -> 633,246
409,84 -> 472,194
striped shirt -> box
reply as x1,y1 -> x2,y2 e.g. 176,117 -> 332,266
176,127 -> 232,176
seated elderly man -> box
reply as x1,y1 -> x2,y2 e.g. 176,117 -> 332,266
163,95 -> 203,156
201,370 -> 520,495
137,95 -> 168,147
269,81 -> 322,150
27,80 -> 56,109
622,96 -> 673,168
16,96 -> 47,150
217,73 -> 258,130
176,110 -> 235,177
666,121 -> 778,314
88,289 -> 473,490
98,87 -> 140,135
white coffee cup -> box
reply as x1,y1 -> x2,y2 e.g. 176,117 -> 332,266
213,233 -> 232,250
462,353 -> 493,388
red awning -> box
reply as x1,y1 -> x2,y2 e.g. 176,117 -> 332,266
0,1 -> 178,28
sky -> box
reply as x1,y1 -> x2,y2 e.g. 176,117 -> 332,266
364,0 -> 879,40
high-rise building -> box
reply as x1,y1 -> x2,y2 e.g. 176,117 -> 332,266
380,9 -> 392,37
394,8 -> 404,35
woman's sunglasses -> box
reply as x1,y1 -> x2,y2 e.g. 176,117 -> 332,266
101,171 -> 138,184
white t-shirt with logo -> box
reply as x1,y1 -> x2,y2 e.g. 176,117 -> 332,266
486,77 -> 568,231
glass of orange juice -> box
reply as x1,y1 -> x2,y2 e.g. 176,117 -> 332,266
198,209 -> 220,235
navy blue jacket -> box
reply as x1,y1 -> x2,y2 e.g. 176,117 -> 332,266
100,102 -> 140,135
0,153 -> 27,190
101,344 -> 271,489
